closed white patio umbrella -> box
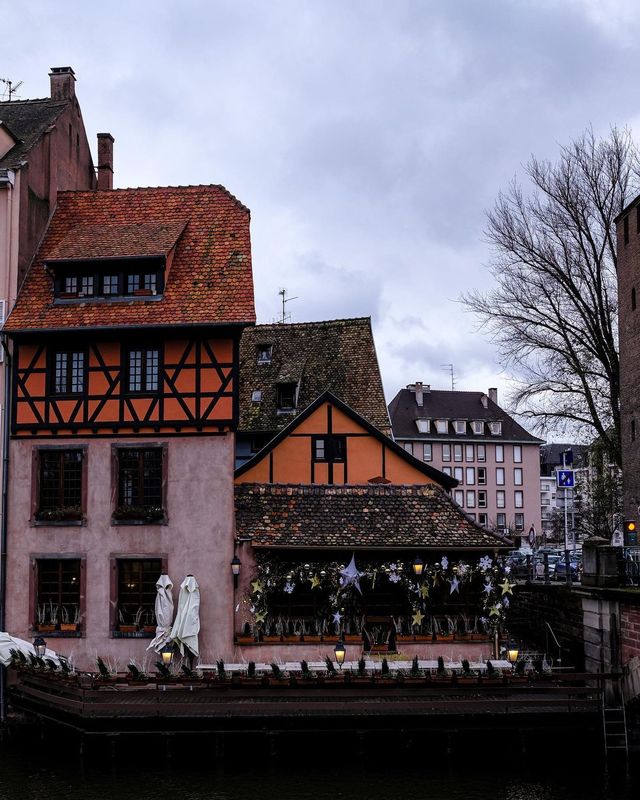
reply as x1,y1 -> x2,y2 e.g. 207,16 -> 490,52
0,632 -> 60,667
147,573 -> 175,653
169,575 -> 200,659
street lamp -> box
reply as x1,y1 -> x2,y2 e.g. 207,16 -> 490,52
161,643 -> 174,667
33,636 -> 46,658
507,641 -> 519,665
231,555 -> 242,589
334,641 -> 346,669
412,556 -> 424,577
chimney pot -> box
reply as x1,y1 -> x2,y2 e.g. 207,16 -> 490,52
49,67 -> 76,101
97,133 -> 115,191
414,381 -> 424,408
488,387 -> 498,405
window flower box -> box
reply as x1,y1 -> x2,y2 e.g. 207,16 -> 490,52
112,505 -> 165,523
36,624 -> 57,633
35,506 -> 82,523
60,623 -> 80,633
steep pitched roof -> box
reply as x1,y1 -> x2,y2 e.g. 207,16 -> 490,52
47,220 -> 189,261
388,388 -> 543,443
235,483 -> 511,550
238,318 -> 389,433
4,185 -> 256,332
235,391 -> 457,489
0,98 -> 68,169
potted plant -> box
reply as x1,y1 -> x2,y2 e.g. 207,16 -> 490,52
262,616 -> 281,643
343,616 -> 363,643
414,615 -> 432,643
458,658 -> 476,684
127,662 -> 149,685
235,622 -> 256,644
117,609 -> 137,635
35,505 -> 83,523
96,656 -> 117,684
435,616 -> 454,642
432,655 -> 450,684
36,603 -> 57,633
482,659 -> 502,685
405,654 -> 423,683
60,604 -> 80,633
113,505 -> 165,523
395,616 -> 414,644
281,616 -> 299,643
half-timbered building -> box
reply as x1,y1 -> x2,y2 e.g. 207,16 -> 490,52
2,184 -> 255,667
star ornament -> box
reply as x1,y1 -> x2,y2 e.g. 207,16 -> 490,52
412,610 -> 425,628
449,576 -> 460,594
499,579 -> 514,596
310,574 -> 321,589
251,579 -> 265,595
339,554 -> 363,594
332,610 -> 343,626
483,581 -> 493,595
254,609 -> 267,623
420,583 -> 430,599
489,605 -> 501,618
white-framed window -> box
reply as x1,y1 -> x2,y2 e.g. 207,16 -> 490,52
435,419 -> 448,434
472,420 -> 484,435
442,466 -> 452,476
514,491 -> 523,508
403,442 -> 414,455
514,467 -> 523,486
466,467 -> 475,485
467,512 -> 476,521
454,489 -> 464,506
465,444 -> 474,461
478,467 -> 487,485
496,490 -> 505,508
479,513 -> 488,526
466,490 -> 476,508
454,466 -> 464,483
515,513 -> 524,531
251,390 -> 262,403
496,467 -> 505,486
422,443 -> 432,462
454,444 -> 463,462
513,445 -> 522,463
478,490 -> 487,508
477,444 -> 486,462
496,513 -> 506,528
257,344 -> 273,364
495,445 -> 504,463
442,443 -> 451,462
489,421 -> 502,436
454,420 -> 466,434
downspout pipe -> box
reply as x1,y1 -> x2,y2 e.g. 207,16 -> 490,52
0,334 -> 11,723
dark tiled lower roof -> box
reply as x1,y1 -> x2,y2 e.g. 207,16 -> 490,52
235,483 -> 510,550
239,318 -> 390,434
0,98 -> 68,169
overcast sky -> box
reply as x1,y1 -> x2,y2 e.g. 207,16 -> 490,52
2,0 -> 639,421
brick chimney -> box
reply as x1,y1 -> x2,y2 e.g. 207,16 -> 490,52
49,67 -> 76,101
97,133 -> 114,191
488,387 -> 498,405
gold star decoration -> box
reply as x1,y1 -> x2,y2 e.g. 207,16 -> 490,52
499,579 -> 514,596
254,609 -> 267,623
431,573 -> 439,587
419,583 -> 430,599
489,605 -> 501,617
310,574 -> 321,589
412,610 -> 425,628
251,579 -> 265,595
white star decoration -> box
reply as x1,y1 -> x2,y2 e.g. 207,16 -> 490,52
339,554 -> 363,594
449,576 -> 460,594
483,582 -> 493,595
332,610 -> 342,626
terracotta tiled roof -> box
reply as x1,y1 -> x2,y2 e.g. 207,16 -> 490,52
4,185 -> 256,332
47,220 -> 189,260
235,483 -> 511,550
239,318 -> 390,433
388,389 -> 543,443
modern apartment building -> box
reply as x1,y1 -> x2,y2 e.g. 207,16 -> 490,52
388,383 -> 543,535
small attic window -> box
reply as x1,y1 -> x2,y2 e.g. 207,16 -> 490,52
472,420 -> 484,435
415,419 -> 430,434
435,419 -> 448,434
251,390 -> 262,403
276,383 -> 297,412
489,421 -> 502,436
257,345 -> 272,365
454,420 -> 466,434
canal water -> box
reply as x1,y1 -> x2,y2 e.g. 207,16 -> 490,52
0,736 -> 637,800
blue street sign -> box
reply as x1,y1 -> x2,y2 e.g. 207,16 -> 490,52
556,469 -> 574,488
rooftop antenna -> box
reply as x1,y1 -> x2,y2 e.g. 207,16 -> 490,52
0,78 -> 23,101
277,288 -> 298,324
440,363 -> 455,391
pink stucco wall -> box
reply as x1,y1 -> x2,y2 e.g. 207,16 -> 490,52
5,434 -> 236,669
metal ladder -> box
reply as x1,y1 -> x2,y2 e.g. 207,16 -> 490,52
602,697 -> 629,757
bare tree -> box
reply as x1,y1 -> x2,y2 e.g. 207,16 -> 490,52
464,128 -> 639,466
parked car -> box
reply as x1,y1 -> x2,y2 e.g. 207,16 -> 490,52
535,554 -> 561,579
554,559 -> 581,581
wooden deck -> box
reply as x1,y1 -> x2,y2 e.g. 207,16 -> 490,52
8,671 -> 607,737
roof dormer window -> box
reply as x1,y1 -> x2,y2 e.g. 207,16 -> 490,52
276,382 -> 297,413
454,419 -> 466,434
489,421 -> 502,436
251,390 -> 262,403
257,344 -> 273,365
472,420 -> 484,435
435,419 -> 448,434
415,418 -> 430,433
52,257 -> 164,302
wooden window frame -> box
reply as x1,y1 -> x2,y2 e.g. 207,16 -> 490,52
123,345 -> 163,396
111,443 -> 168,525
31,445 -> 88,526
49,348 -> 87,396
312,435 -> 346,463
109,553 -> 168,637
276,382 -> 297,413
30,554 -> 86,637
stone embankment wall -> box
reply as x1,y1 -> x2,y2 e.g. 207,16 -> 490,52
510,585 -> 585,668
621,606 -> 640,662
